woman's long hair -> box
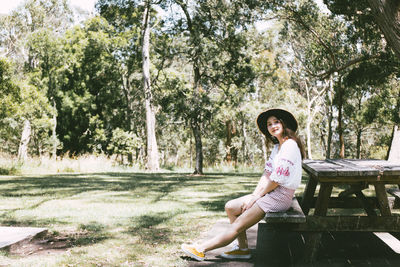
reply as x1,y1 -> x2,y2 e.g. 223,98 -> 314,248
265,118 -> 306,159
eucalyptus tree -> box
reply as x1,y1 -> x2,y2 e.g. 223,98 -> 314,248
262,0 -> 394,159
0,0 -> 73,159
97,0 -> 162,170
324,0 -> 400,157
321,0 -> 400,60
167,0 -> 257,174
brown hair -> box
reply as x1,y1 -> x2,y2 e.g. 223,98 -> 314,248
265,118 -> 306,159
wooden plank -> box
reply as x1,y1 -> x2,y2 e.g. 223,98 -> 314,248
301,196 -> 385,209
302,160 -> 338,177
0,227 -> 48,250
264,215 -> 400,232
317,175 -> 400,183
264,197 -> 306,223
304,159 -> 400,181
387,187 -> 400,198
373,232 -> 400,254
303,232 -> 321,263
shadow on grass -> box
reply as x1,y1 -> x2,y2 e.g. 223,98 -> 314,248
0,172 -> 259,228
69,222 -> 110,246
126,210 -> 187,245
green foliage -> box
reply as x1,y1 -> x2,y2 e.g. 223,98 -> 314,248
107,128 -> 142,162
0,0 -> 399,167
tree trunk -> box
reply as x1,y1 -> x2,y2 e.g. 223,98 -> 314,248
387,125 -> 400,163
367,0 -> 400,59
142,1 -> 159,171
326,79 -> 334,159
52,99 -> 57,159
191,118 -> 203,175
241,118 -> 248,163
121,72 -> 135,164
326,109 -> 333,158
261,135 -> 268,162
356,128 -> 362,159
18,119 -> 31,162
306,119 -> 313,159
337,80 -> 345,158
225,120 -> 238,164
177,0 -> 205,175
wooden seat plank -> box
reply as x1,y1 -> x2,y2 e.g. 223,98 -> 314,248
263,197 -> 306,224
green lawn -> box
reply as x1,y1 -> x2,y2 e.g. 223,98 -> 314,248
0,171 -> 268,266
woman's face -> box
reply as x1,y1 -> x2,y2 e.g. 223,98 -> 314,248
267,116 -> 283,138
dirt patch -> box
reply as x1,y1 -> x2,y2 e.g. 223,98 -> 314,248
8,229 -> 99,257
8,234 -> 69,257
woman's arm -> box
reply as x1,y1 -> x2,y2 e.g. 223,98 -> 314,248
243,170 -> 279,212
252,170 -> 278,197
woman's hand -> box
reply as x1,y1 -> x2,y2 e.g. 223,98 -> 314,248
242,194 -> 261,212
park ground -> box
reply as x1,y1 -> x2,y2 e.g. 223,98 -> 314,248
1,165 -> 400,266
0,166 -> 267,266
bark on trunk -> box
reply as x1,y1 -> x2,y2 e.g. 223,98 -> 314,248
367,0 -> 400,59
52,99 -> 57,159
18,119 -> 31,162
306,119 -> 313,159
225,120 -> 238,164
326,110 -> 333,158
356,128 -> 362,159
177,1 -> 205,175
241,118 -> 248,163
326,80 -> 334,159
261,135 -> 268,162
337,80 -> 345,159
191,118 -> 203,175
142,1 -> 159,171
388,125 -> 400,163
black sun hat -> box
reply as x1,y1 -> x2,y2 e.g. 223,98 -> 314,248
257,108 -> 298,138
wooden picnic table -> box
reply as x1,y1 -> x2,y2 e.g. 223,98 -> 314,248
299,159 -> 400,261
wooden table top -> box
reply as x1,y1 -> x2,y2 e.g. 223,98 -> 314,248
302,159 -> 400,181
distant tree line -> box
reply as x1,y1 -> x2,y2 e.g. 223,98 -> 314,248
0,0 -> 398,173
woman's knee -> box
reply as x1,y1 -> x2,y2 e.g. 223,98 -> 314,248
225,200 -> 235,213
225,199 -> 241,214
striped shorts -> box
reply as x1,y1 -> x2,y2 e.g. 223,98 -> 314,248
255,186 -> 295,213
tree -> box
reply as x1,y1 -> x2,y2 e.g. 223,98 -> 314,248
142,0 -> 160,171
170,0 -> 256,174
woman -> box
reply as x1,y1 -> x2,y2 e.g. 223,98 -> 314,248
181,108 -> 305,261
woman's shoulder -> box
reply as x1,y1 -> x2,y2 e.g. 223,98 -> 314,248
282,138 -> 297,148
281,138 -> 301,153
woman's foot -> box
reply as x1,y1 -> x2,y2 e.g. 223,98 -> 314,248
220,244 -> 251,259
181,244 -> 205,261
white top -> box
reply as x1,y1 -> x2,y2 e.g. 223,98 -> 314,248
264,139 -> 302,190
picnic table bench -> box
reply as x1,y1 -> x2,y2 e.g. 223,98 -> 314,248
256,159 -> 400,263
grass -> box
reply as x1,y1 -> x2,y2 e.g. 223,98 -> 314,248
0,169 -> 272,266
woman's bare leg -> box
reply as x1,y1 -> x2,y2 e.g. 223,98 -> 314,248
225,194 -> 253,249
197,203 -> 265,253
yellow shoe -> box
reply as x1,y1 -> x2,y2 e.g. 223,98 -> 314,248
220,244 -> 251,259
181,244 -> 205,261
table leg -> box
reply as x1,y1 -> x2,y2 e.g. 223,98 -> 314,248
374,183 -> 392,216
303,183 -> 333,263
301,175 -> 318,215
303,232 -> 323,263
314,183 -> 333,216
354,190 -> 377,217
